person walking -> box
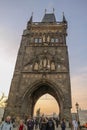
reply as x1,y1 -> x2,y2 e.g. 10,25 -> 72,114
17,120 -> 27,130
55,118 -> 59,128
40,117 -> 47,130
61,118 -> 66,130
0,116 -> 13,130
46,118 -> 55,130
26,116 -> 34,130
72,119 -> 78,130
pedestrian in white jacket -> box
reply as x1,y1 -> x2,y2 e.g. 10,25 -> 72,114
0,116 -> 13,130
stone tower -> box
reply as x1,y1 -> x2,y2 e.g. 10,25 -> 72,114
4,12 -> 72,120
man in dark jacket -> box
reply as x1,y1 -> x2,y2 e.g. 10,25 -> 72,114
26,117 -> 34,130
46,118 -> 55,130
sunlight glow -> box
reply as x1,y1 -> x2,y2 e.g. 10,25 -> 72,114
34,94 -> 59,116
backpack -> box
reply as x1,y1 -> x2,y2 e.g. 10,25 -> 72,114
48,121 -> 53,127
28,120 -> 34,127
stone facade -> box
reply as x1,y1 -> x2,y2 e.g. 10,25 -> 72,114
4,13 -> 72,120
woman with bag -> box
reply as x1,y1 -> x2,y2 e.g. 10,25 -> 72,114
17,120 -> 27,130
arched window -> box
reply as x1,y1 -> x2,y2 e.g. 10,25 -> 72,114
55,38 -> 59,43
51,38 -> 55,43
35,38 -> 38,43
39,38 -> 42,43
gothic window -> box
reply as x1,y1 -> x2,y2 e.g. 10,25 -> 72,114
34,38 -> 42,43
55,38 -> 59,43
51,38 -> 55,43
50,37 -> 59,43
39,38 -> 42,43
35,38 -> 38,43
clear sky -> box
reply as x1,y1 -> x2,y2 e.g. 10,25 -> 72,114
0,0 -> 87,113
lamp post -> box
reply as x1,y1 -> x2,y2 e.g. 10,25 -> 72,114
75,102 -> 79,121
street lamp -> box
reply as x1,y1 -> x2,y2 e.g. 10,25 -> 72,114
75,102 -> 79,121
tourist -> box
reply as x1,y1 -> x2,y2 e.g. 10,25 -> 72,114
34,118 -> 39,129
61,118 -> 66,130
40,117 -> 47,130
17,119 -> 27,130
55,118 -> 59,128
0,116 -> 13,130
72,119 -> 78,130
26,116 -> 34,130
46,117 -> 55,130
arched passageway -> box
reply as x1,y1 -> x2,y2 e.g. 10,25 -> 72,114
21,79 -> 67,120
34,93 -> 59,117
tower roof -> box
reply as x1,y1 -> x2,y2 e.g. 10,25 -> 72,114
41,13 -> 56,23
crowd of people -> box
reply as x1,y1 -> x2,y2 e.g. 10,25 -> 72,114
0,115 -> 80,130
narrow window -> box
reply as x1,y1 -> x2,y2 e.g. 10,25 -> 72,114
51,38 -> 55,43
55,38 -> 59,43
39,38 -> 42,43
35,38 -> 38,43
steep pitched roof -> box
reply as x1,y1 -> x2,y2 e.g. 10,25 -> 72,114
41,13 -> 56,23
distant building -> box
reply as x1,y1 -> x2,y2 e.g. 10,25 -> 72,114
78,109 -> 87,125
72,109 -> 87,125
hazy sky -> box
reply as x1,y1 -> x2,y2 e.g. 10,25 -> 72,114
0,0 -> 87,113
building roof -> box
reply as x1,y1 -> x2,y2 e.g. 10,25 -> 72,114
41,13 -> 56,23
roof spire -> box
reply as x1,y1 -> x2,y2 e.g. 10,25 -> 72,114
27,12 -> 33,28
28,12 -> 33,24
62,12 -> 67,23
45,9 -> 47,14
32,12 -> 33,17
53,8 -> 55,13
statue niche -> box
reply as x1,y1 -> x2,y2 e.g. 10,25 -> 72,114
34,62 -> 39,70
51,61 -> 56,70
33,55 -> 56,72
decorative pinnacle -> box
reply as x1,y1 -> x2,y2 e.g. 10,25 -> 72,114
62,12 -> 67,23
31,12 -> 33,17
53,8 -> 55,13
45,9 -> 47,14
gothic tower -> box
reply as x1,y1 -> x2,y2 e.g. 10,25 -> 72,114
4,12 -> 72,120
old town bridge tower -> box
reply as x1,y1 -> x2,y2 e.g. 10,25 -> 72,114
4,12 -> 72,120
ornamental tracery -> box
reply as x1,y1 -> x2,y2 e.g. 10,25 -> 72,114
23,50 -> 67,72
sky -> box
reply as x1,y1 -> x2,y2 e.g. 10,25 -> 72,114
0,0 -> 87,114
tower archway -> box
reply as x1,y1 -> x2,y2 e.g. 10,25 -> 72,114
21,79 -> 64,120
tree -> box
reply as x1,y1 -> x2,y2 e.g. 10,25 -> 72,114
0,93 -> 7,107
